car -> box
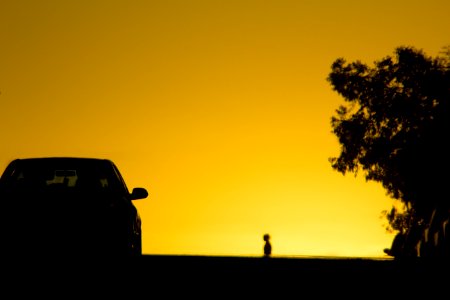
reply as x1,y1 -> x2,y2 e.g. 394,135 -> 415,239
0,157 -> 148,259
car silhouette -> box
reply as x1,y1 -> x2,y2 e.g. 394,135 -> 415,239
0,157 -> 148,258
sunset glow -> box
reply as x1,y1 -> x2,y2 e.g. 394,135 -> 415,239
1,0 -> 449,258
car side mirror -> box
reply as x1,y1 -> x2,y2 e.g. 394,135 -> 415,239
130,187 -> 148,200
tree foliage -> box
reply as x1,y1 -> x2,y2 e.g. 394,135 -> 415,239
327,46 -> 450,233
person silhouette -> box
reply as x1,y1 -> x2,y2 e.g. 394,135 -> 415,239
263,233 -> 272,257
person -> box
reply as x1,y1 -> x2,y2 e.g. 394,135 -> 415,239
383,232 -> 405,258
263,233 -> 272,257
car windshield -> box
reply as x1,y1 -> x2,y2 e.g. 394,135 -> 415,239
1,158 -> 126,195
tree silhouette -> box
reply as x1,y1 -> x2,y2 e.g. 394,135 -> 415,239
327,46 -> 450,241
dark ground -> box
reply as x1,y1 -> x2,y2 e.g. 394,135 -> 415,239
4,254 -> 447,297
135,255 -> 447,297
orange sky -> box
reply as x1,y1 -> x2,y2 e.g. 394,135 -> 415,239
1,0 -> 449,257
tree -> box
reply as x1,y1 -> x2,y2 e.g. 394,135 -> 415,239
327,46 -> 450,236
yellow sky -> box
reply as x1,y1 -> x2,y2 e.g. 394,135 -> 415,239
1,0 -> 449,257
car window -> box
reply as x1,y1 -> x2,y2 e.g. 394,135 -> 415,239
0,159 -> 128,197
110,163 -> 130,195
46,169 -> 78,187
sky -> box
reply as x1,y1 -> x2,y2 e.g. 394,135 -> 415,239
1,0 -> 449,258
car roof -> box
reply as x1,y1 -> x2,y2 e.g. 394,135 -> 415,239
5,157 -> 115,171
10,157 -> 113,164
1,157 -> 120,182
